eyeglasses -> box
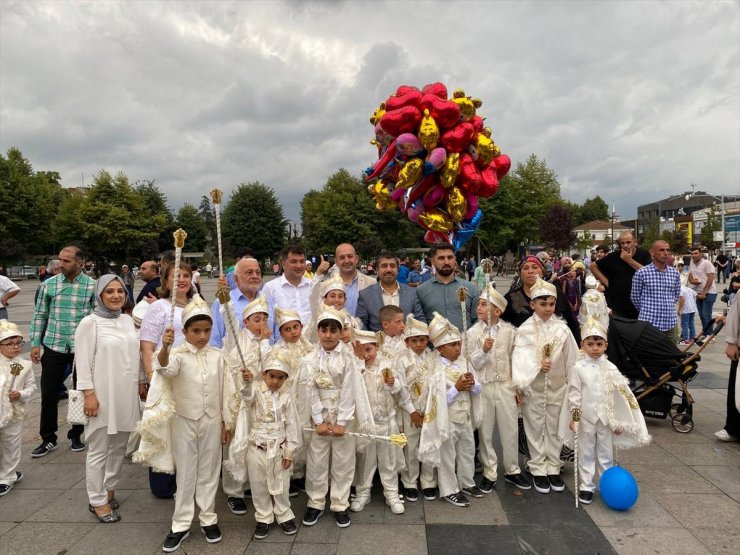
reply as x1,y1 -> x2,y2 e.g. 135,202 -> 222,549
0,341 -> 25,348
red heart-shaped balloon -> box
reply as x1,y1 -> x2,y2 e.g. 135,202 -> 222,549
385,86 -> 422,113
471,115 -> 485,135
421,94 -> 461,130
457,153 -> 481,193
424,230 -> 451,244
493,154 -> 511,179
421,82 -> 448,99
380,106 -> 422,137
441,123 -> 475,154
478,164 -> 500,197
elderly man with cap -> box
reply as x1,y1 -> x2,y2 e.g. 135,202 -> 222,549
465,285 -> 530,492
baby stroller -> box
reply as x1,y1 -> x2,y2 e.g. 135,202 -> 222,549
606,316 -> 723,433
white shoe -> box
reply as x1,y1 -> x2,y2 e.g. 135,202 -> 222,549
349,494 -> 370,512
715,429 -> 738,442
386,497 -> 405,515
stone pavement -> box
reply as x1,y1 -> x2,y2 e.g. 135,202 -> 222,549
1,276 -> 738,555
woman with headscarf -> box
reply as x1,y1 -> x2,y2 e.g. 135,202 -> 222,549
502,256 -> 581,342
75,275 -> 145,523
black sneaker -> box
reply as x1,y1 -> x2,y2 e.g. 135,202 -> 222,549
404,487 -> 419,502
15,471 -> 23,483
533,476 -> 551,494
443,491 -> 470,507
335,510 -> 351,528
253,522 -> 269,540
548,474 -> 565,492
289,484 -> 299,498
478,477 -> 496,494
244,488 -> 252,499
162,530 -> 189,552
462,486 -> 485,498
578,491 -> 594,505
69,437 -> 86,452
227,496 -> 248,515
504,473 -> 531,490
201,524 -> 222,544
302,507 -> 323,526
280,519 -> 297,535
31,441 -> 57,458
0,484 -> 11,497
422,487 -> 437,500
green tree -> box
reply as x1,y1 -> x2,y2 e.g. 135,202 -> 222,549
573,231 -> 594,254
539,202 -> 576,252
477,154 -> 562,253
133,180 -> 174,254
660,229 -> 688,255
174,203 -> 208,252
642,216 -> 661,248
576,196 -> 610,225
222,182 -> 287,260
300,169 -> 424,259
699,206 -> 722,249
53,170 -> 166,265
0,147 -> 64,262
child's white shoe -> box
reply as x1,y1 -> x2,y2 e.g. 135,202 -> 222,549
350,494 -> 371,512
386,496 -> 405,515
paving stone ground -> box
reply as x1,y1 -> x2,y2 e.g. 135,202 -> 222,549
1,275 -> 738,554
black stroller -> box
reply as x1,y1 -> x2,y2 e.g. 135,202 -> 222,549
607,316 -> 723,433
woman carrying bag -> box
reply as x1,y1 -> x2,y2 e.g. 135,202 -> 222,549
75,275 -> 145,522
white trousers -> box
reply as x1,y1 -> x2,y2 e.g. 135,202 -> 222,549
479,381 -> 521,481
577,419 -> 614,492
222,445 -> 249,497
305,433 -> 355,512
438,419 -> 476,498
355,422 -> 399,500
521,386 -> 565,476
246,444 -> 294,524
0,421 -> 22,486
171,413 -> 222,532
399,411 -> 436,490
85,427 -> 129,507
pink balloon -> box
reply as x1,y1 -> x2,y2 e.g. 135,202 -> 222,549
463,193 -> 479,220
425,147 -> 447,171
407,201 -> 424,222
422,183 -> 446,208
396,133 -> 424,158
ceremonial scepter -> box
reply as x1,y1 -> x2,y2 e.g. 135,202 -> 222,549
541,342 -> 553,446
303,427 -> 408,447
456,286 -> 469,333
169,228 -> 188,328
8,363 -> 22,392
571,407 -> 582,508
210,188 -> 249,376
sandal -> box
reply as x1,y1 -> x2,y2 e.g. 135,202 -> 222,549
88,504 -> 121,523
108,497 -> 120,510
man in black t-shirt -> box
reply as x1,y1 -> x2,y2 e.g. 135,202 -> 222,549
590,231 -> 652,319
716,252 -> 730,284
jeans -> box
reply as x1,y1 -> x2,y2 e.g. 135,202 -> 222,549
0,307 -> 7,320
696,293 -> 717,336
40,348 -> 84,443
680,312 -> 696,341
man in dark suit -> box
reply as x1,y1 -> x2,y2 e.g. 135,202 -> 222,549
357,251 -> 427,331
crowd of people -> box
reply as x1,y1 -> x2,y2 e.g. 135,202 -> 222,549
0,236 -> 738,552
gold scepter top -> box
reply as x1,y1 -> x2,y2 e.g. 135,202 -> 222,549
173,228 -> 187,248
215,286 -> 231,305
382,367 -> 393,381
209,188 -> 223,205
389,433 -> 408,448
543,343 -> 553,359
456,286 -> 468,303
570,407 -> 582,423
9,363 -> 22,376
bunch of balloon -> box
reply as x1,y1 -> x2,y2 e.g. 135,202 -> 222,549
363,82 -> 511,250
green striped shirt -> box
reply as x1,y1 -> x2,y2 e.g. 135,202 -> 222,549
30,273 -> 96,353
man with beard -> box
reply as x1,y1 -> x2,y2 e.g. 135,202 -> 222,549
210,257 -> 266,348
314,243 -> 376,316
357,251 -> 426,331
416,243 -> 479,331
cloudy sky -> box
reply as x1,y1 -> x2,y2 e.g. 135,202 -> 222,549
1,0 -> 738,226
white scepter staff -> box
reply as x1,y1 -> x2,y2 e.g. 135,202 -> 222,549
303,428 -> 408,447
168,228 -> 188,328
483,260 -> 493,338
209,188 -> 225,281
456,286 -> 469,334
571,407 -> 582,508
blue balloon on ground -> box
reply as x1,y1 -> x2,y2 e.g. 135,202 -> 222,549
599,466 -> 639,511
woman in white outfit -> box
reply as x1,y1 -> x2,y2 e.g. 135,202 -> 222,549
76,275 -> 145,522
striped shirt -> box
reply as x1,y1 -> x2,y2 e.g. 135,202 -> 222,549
630,264 -> 681,331
30,272 -> 96,353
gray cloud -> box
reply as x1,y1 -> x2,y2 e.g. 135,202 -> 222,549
1,0 -> 737,226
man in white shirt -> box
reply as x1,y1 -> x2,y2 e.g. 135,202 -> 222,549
688,246 -> 717,337
0,275 -> 21,320
262,245 -> 312,340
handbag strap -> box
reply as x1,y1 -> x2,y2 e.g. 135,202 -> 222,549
72,317 -> 99,390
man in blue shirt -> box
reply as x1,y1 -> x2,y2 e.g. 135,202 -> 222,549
210,257 -> 266,347
631,240 -> 681,343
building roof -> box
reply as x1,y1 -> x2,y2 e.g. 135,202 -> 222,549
572,220 -> 630,231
